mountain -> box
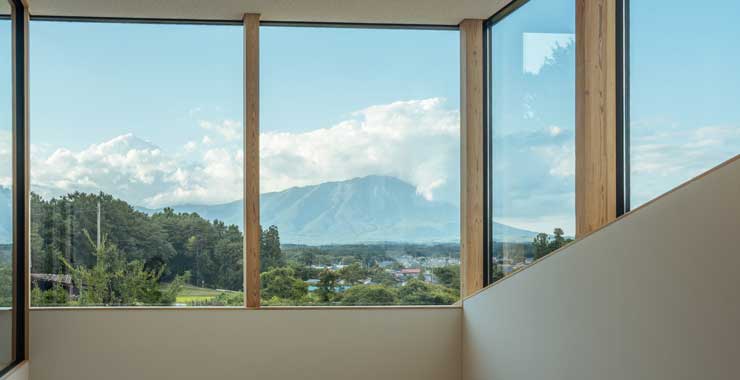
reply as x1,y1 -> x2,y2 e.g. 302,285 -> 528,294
0,187 -> 10,244
138,176 -> 539,245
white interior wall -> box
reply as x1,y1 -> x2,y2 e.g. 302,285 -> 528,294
462,157 -> 740,380
30,307 -> 461,380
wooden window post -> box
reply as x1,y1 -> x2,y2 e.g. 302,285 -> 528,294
459,19 -> 484,297
244,13 -> 261,308
575,0 -> 618,237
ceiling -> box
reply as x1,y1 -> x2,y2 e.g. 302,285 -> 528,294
26,0 -> 512,25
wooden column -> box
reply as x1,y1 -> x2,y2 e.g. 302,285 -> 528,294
576,0 -> 617,237
243,13 -> 260,308
459,19 -> 484,298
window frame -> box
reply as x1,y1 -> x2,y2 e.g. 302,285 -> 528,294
481,0 -> 625,289
0,0 -> 29,375
481,0 -> 531,287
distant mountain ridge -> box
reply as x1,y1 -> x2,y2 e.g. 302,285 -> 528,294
137,176 -> 539,245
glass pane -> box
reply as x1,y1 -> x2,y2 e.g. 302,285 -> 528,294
629,1 -> 740,208
0,0 -> 12,368
488,0 -> 576,282
30,21 -> 244,306
260,27 -> 460,306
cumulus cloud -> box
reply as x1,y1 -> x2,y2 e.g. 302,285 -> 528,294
199,119 -> 241,141
260,98 -> 460,201
31,133 -> 243,208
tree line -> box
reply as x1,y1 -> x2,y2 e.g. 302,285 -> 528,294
29,191 -> 462,306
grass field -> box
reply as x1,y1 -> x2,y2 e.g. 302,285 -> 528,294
166,284 -> 233,304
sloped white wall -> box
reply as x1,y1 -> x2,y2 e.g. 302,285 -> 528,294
30,307 -> 461,380
463,157 -> 740,380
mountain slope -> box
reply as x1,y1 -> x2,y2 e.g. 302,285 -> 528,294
260,175 -> 459,244
139,176 -> 539,245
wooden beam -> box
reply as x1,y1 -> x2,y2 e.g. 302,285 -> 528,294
576,0 -> 617,237
459,19 -> 484,298
243,13 -> 260,308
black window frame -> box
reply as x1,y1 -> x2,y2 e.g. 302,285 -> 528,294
482,0 -> 531,287
616,0 -> 630,217
0,0 -> 28,375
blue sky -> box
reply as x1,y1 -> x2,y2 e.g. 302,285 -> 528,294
0,0 -> 738,239
629,0 -> 740,207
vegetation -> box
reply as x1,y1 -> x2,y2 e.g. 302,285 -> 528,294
27,191 -> 569,307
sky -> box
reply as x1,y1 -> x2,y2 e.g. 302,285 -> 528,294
629,0 -> 740,208
0,0 -> 738,239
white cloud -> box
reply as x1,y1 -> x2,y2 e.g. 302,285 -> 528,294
199,119 -> 241,141
31,133 -> 243,208
29,98 -> 460,207
260,98 -> 460,201
630,123 -> 740,206
548,125 -> 563,137
183,141 -> 197,152
523,33 -> 574,75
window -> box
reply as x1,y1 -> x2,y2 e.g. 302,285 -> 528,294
0,0 -> 11,368
628,0 -> 740,208
486,0 -> 576,283
29,21 -> 244,306
259,26 -> 460,306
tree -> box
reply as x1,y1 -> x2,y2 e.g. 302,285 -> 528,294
532,233 -> 550,260
0,264 -> 12,307
61,230 -> 188,306
490,263 -> 505,283
532,228 -> 573,261
260,267 -> 308,301
31,283 -> 69,306
398,279 -> 457,305
316,269 -> 339,303
296,249 -> 317,267
338,262 -> 367,285
548,227 -> 573,253
260,225 -> 285,272
341,285 -> 398,306
432,265 -> 460,293
369,267 -> 398,287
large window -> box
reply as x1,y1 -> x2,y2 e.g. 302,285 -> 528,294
259,26 -> 461,306
486,0 -> 576,283
30,21 -> 244,306
628,0 -> 740,208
